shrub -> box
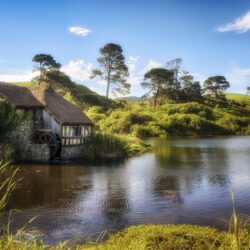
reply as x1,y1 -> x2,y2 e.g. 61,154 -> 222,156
0,102 -> 21,142
83,132 -> 129,159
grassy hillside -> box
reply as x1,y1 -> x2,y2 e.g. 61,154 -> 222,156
15,81 -> 250,138
16,81 -> 112,108
226,93 -> 250,104
87,98 -> 250,138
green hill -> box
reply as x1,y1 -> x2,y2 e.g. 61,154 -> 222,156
16,81 -> 112,108
226,93 -> 250,104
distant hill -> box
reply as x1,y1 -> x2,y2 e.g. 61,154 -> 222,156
16,81 -> 112,108
116,96 -> 141,102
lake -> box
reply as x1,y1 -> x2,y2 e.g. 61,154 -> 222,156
6,136 -> 250,244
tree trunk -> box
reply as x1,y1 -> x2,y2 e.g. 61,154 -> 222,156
106,62 -> 111,99
106,78 -> 110,99
154,88 -> 159,109
39,62 -> 42,85
215,88 -> 218,99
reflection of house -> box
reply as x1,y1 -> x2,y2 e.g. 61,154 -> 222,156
0,83 -> 94,160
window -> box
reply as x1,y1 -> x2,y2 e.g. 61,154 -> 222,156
72,126 -> 82,136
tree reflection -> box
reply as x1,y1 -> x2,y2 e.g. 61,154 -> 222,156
7,165 -> 93,210
152,176 -> 183,204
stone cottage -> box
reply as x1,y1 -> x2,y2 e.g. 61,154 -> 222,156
0,82 -> 94,161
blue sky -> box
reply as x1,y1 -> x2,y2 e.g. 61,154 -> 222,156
1,0 -> 250,96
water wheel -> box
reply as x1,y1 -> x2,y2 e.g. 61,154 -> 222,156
38,132 -> 58,159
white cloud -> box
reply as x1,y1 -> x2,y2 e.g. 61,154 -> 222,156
68,26 -> 92,37
125,58 -> 163,89
226,67 -> 250,93
127,56 -> 140,72
126,56 -> 142,86
0,70 -> 38,82
61,59 -> 93,81
216,10 -> 250,33
192,73 -> 207,84
145,59 -> 163,70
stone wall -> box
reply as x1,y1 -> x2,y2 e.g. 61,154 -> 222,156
61,145 -> 84,160
10,121 -> 50,162
18,144 -> 50,162
11,120 -> 34,146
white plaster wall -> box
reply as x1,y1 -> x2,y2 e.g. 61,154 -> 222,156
42,110 -> 61,134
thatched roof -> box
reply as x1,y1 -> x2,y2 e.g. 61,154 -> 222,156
29,85 -> 93,125
0,82 -> 93,126
0,82 -> 43,108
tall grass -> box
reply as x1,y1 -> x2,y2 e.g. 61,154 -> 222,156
226,192 -> 250,250
83,132 -> 129,159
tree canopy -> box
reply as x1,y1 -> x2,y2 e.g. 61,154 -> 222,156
91,43 -> 130,99
141,59 -> 202,106
141,67 -> 174,107
32,54 -> 61,83
203,76 -> 230,99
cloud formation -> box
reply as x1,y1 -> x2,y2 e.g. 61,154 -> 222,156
216,10 -> 250,33
0,70 -> 38,82
68,26 -> 92,37
226,67 -> 250,93
61,60 -> 93,81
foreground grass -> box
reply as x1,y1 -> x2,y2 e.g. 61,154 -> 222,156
1,224 -> 249,250
84,224 -> 250,250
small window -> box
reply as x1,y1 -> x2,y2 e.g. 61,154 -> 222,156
72,126 -> 82,136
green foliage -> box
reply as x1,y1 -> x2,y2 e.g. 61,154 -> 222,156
17,81 -> 113,108
91,43 -> 130,98
0,102 -> 21,142
141,60 -> 202,106
85,224 -> 249,250
83,132 -> 149,159
204,76 -> 230,99
142,67 -> 174,107
226,93 -> 250,105
83,132 -> 129,159
87,100 -> 249,139
32,54 -> 61,83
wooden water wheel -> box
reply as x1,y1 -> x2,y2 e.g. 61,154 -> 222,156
38,132 -> 58,158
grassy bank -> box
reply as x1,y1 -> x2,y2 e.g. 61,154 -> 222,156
1,224 -> 250,249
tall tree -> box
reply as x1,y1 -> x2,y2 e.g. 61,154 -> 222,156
203,76 -> 230,99
32,54 -> 61,84
141,68 -> 174,108
91,43 -> 130,99
166,58 -> 183,102
180,71 -> 202,102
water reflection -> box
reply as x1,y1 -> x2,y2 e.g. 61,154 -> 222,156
4,136 -> 250,244
152,176 -> 183,204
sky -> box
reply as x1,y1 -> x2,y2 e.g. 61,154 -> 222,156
1,0 -> 250,97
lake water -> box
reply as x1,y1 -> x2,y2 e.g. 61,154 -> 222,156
5,136 -> 250,244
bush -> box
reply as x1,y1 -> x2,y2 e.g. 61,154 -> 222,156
0,102 -> 21,142
83,132 -> 129,159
